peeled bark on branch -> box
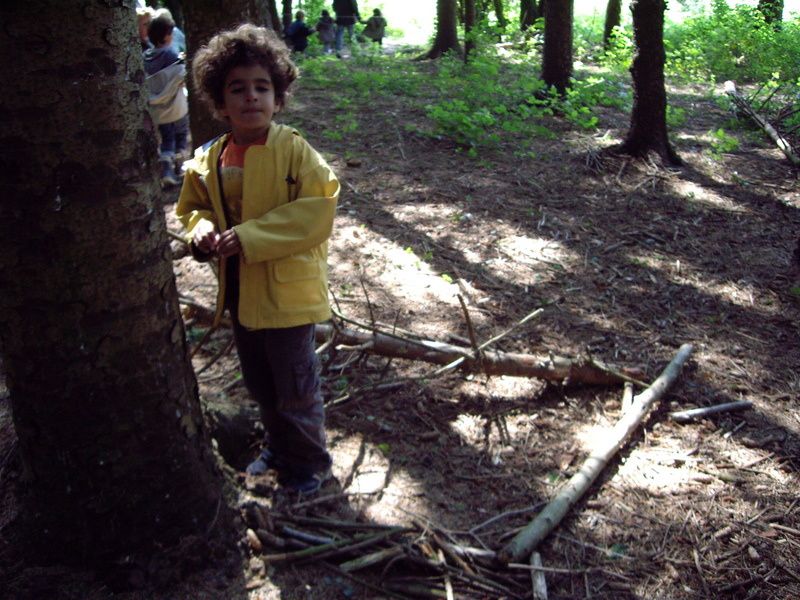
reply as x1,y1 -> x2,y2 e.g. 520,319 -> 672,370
498,343 -> 694,564
316,323 -> 642,386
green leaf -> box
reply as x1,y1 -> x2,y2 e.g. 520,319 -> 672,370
790,286 -> 800,297
377,443 -> 391,456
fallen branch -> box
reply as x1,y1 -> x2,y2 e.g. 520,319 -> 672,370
669,400 -> 752,423
316,323 -> 642,386
498,343 -> 694,564
724,80 -> 800,166
530,552 -> 548,600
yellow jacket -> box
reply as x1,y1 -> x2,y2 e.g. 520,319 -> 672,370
176,123 -> 339,329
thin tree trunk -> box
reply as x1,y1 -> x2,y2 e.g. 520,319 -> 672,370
282,0 -> 292,32
183,0 -> 273,148
617,0 -> 681,165
422,0 -> 463,59
0,1 -> 223,565
465,0 -> 477,61
541,0 -> 573,93
603,0 -> 622,49
267,0 -> 281,31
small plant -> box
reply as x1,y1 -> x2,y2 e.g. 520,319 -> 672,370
708,128 -> 740,156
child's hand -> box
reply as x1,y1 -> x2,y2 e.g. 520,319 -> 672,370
193,223 -> 219,254
217,229 -> 242,258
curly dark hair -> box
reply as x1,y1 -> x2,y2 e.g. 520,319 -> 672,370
192,24 -> 298,118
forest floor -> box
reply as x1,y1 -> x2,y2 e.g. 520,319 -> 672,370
3,48 -> 800,600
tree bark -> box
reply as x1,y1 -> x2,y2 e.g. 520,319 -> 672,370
520,0 -> 540,30
0,1 -> 223,565
183,0 -> 274,148
423,0 -> 463,59
465,0 -> 477,62
603,0 -> 622,49
267,0 -> 281,32
541,0 -> 573,94
617,0 -> 681,166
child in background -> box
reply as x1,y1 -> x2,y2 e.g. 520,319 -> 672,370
176,24 -> 339,495
285,10 -> 315,53
144,9 -> 189,187
316,10 -> 336,55
361,8 -> 387,46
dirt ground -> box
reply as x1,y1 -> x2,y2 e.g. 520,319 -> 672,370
2,52 -> 800,599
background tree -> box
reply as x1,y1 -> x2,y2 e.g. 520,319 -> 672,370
541,0 -> 573,93
0,1 -> 223,565
465,0 -> 477,61
423,0 -> 462,59
758,0 -> 784,26
603,0 -> 622,49
492,0 -> 508,30
183,0 -> 274,147
618,0 -> 680,165
282,0 -> 292,32
520,0 -> 540,30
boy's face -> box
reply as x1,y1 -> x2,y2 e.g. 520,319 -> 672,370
218,64 -> 280,144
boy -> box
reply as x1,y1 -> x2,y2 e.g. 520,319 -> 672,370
176,24 -> 339,494
144,9 -> 189,187
285,10 -> 314,54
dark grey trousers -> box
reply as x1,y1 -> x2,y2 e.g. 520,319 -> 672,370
232,320 -> 332,477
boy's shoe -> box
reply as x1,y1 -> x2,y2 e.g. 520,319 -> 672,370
282,466 -> 332,495
245,449 -> 280,476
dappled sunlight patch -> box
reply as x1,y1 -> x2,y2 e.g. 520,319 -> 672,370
670,179 -> 750,213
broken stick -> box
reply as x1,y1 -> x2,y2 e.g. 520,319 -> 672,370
498,343 -> 694,564
669,400 -> 752,423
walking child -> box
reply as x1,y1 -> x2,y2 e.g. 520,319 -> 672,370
144,9 -> 189,187
285,10 -> 315,53
176,24 -> 339,494
361,8 -> 387,46
316,10 -> 336,55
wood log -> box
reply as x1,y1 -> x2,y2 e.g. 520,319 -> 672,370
724,80 -> 800,166
316,323 -> 641,386
498,344 -> 694,564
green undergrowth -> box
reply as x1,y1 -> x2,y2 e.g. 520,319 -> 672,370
299,43 -> 629,156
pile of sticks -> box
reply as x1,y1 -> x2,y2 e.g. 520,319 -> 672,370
241,501 -> 534,599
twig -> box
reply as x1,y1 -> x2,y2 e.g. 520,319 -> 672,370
339,546 -> 405,572
469,503 -> 546,534
262,528 -> 407,563
196,335 -> 235,376
669,401 -> 752,422
457,294 -> 481,361
692,547 -> 710,597
530,552 -> 548,600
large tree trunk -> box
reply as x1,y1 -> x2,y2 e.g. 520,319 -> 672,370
617,0 -> 681,165
423,0 -> 463,59
0,1 -> 223,566
541,0 -> 573,93
603,0 -> 622,49
520,0 -> 540,30
758,0 -> 784,26
183,0 -> 274,148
